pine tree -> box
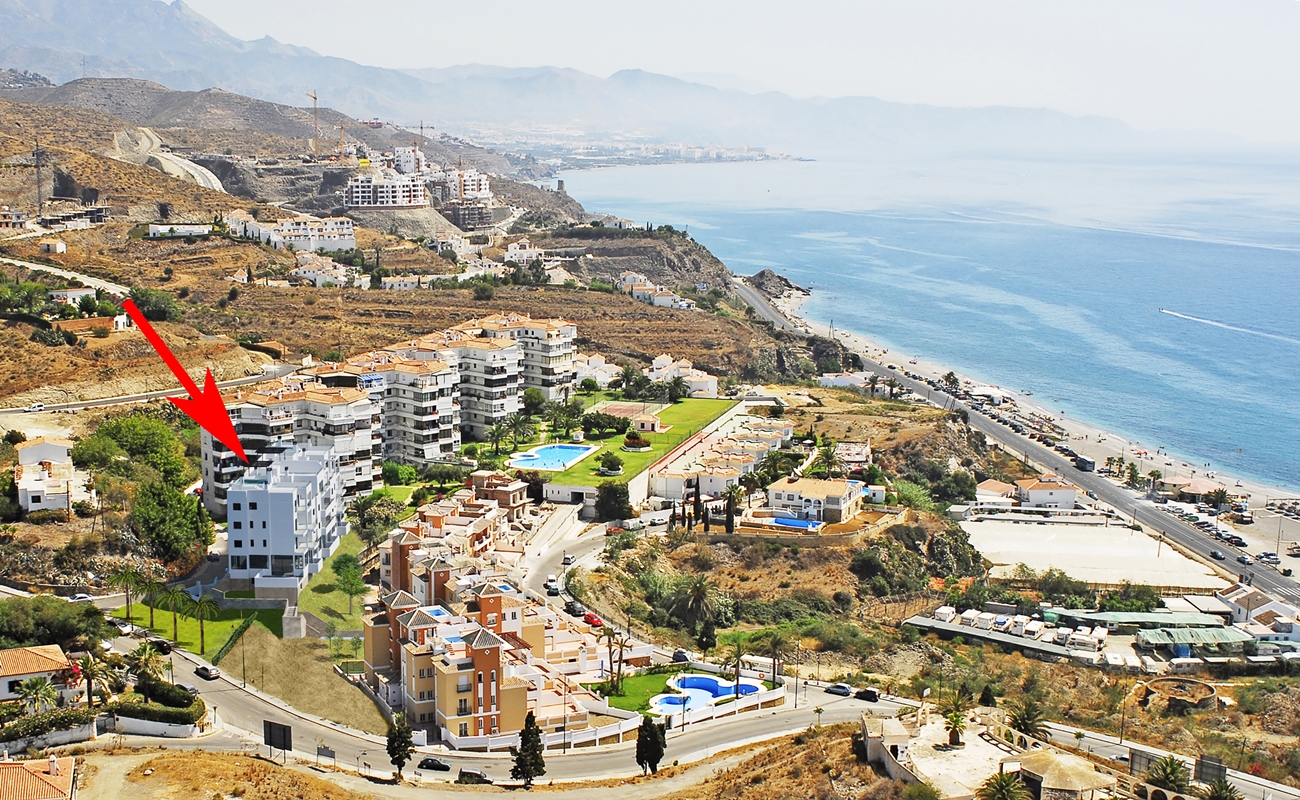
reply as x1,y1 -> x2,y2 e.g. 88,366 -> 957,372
510,711 -> 547,787
386,714 -> 415,779
635,715 -> 666,775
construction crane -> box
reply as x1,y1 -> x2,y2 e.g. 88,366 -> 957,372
306,90 -> 319,159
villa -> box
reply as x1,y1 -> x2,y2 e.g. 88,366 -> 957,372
766,476 -> 865,523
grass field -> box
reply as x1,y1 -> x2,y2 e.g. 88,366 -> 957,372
111,603 -> 282,659
223,624 -> 388,734
295,532 -> 372,631
588,670 -> 677,712
546,399 -> 736,486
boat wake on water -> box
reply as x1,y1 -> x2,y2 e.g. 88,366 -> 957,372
1159,308 -> 1300,346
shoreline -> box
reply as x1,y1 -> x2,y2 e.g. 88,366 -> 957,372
766,286 -> 1300,504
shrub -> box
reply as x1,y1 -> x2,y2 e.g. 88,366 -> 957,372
227,286 -> 240,301
136,672 -> 197,708
30,327 -> 65,346
3,430 -> 25,445
473,284 -> 495,301
106,695 -> 206,725
24,509 -> 65,525
91,326 -> 110,338
210,614 -> 258,666
0,707 -> 95,743
72,500 -> 96,518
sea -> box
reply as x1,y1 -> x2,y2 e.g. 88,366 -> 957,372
558,154 -> 1300,493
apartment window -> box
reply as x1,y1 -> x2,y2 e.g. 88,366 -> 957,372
249,502 -> 258,510
249,555 -> 268,569
458,699 -> 470,716
230,555 -> 247,570
459,723 -> 468,737
262,539 -> 267,547
262,521 -> 267,528
232,521 -> 242,529
30,495 -> 41,504
233,540 -> 242,548
233,503 -> 242,510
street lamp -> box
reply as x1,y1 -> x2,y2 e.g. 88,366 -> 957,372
356,750 -> 368,774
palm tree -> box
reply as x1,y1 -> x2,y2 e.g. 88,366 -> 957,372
976,771 -> 1031,800
740,473 -> 763,508
669,574 -> 720,634
601,626 -> 622,694
810,443 -> 847,478
725,637 -> 747,706
944,710 -> 968,746
187,594 -> 222,655
722,484 -> 746,534
107,563 -> 144,625
15,676 -> 58,713
158,585 -> 189,643
613,632 -> 632,695
1145,755 -> 1190,793
885,377 -> 901,398
1008,696 -> 1049,739
1206,488 -> 1230,511
506,412 -> 535,450
127,642 -> 165,681
666,375 -> 690,403
762,628 -> 790,684
542,402 -> 566,442
77,655 -> 110,708
1147,469 -> 1164,491
141,578 -> 165,630
1197,779 -> 1243,800
759,451 -> 796,484
486,422 -> 509,455
619,364 -> 641,397
867,374 -> 880,396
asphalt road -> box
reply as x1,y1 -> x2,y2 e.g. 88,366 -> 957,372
730,277 -> 807,334
0,363 -> 298,414
873,364 -> 1300,602
0,256 -> 131,296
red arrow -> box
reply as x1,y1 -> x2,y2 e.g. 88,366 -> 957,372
122,299 -> 248,463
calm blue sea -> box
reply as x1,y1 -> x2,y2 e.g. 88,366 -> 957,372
559,157 -> 1300,493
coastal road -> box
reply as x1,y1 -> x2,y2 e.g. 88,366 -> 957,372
140,127 -> 226,193
730,277 -> 807,334
864,363 -> 1300,600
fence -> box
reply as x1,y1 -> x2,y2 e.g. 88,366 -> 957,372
439,705 -> 643,753
660,660 -> 787,730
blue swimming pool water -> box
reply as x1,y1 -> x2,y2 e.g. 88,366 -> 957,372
678,675 -> 759,697
772,518 -> 823,530
506,444 -> 598,471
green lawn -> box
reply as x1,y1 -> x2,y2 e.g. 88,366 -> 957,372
112,603 -> 282,660
295,531 -> 370,630
546,399 -> 736,486
586,669 -> 680,712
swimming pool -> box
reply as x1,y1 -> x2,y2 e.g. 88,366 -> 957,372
506,443 -> 599,471
772,517 -> 823,530
646,672 -> 765,717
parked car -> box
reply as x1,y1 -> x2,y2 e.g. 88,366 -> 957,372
564,600 -> 587,617
824,683 -> 853,696
1210,550 -> 1227,560
561,553 -> 576,566
418,757 -> 451,772
546,584 -> 561,597
456,768 -> 492,785
177,682 -> 199,695
583,612 -> 604,628
195,665 -> 221,680
855,688 -> 880,702
671,648 -> 690,663
146,637 -> 173,654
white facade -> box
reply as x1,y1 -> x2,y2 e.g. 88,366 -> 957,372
225,211 -> 356,252
644,354 -> 718,398
573,353 -> 622,388
460,314 -> 577,401
1015,475 -> 1077,509
147,223 -> 212,237
392,146 -> 427,175
225,445 -> 347,593
345,170 -> 429,209
504,237 -> 544,264
765,477 -> 865,523
380,275 -> 423,291
444,167 -> 493,201
291,252 -> 361,288
15,437 -> 88,512
46,287 -> 97,306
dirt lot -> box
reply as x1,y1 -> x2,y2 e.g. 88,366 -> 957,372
82,751 -> 373,800
228,624 -> 389,735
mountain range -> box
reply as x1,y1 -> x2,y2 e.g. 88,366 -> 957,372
0,0 -> 1240,156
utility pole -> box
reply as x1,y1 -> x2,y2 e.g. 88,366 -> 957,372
306,91 -> 319,159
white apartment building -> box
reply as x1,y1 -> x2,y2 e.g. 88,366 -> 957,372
392,146 -> 427,175
147,223 -> 212,237
1014,475 -> 1077,509
46,287 -> 97,306
443,167 -> 493,201
345,170 -> 429,209
292,252 -> 362,288
201,379 -> 379,518
225,210 -> 356,252
573,353 -> 622,388
379,275 -> 423,291
643,354 -> 718,398
306,353 -> 461,465
225,445 -> 347,599
766,477 -> 865,523
503,237 -> 544,264
456,314 -> 576,401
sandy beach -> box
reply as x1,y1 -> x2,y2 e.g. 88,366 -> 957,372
765,283 -> 1300,554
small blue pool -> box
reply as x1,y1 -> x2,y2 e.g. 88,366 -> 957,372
772,517 -> 823,530
506,443 -> 599,471
646,672 -> 766,717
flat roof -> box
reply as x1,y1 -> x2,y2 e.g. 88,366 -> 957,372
1137,627 -> 1254,646
903,617 -> 1073,658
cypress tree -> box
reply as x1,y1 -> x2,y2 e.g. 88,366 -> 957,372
635,715 -> 666,775
386,714 -> 414,778
510,711 -> 546,787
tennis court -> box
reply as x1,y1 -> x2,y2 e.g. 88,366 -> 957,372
590,400 -> 669,418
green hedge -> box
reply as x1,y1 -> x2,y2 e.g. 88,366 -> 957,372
106,695 -> 206,726
136,673 -> 194,708
0,707 -> 95,743
210,614 -> 258,666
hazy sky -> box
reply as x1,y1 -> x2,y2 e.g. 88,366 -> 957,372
183,0 -> 1300,142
